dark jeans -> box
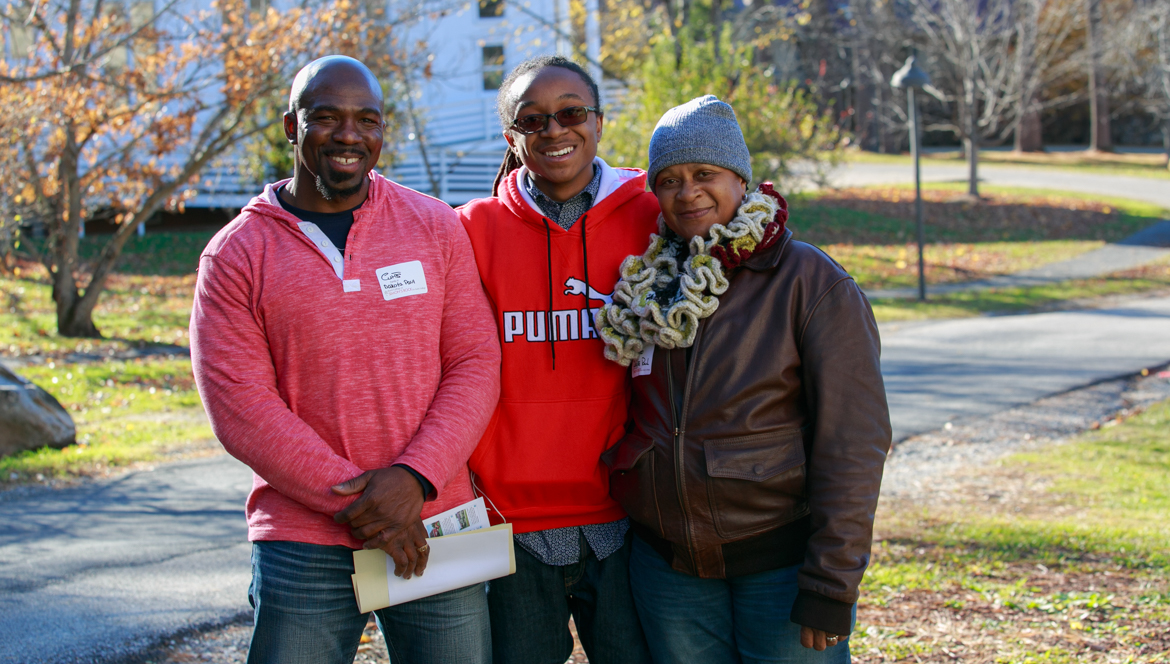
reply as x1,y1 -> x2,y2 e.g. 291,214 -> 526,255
629,536 -> 853,664
488,531 -> 652,664
247,540 -> 490,664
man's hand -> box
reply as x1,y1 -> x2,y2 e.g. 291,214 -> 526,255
332,467 -> 429,579
800,627 -> 845,650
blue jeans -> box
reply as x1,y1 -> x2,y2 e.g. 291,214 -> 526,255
246,540 -> 490,664
487,531 -> 652,664
629,536 -> 852,664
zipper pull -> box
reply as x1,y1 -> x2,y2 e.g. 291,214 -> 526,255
674,427 -> 680,437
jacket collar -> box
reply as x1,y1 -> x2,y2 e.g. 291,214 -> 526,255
743,228 -> 793,272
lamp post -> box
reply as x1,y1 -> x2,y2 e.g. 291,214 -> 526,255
891,54 -> 931,301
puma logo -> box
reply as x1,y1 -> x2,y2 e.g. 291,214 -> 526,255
563,278 -> 613,305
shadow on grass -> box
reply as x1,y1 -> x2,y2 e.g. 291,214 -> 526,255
876,529 -> 1166,571
791,193 -> 1158,246
74,231 -> 215,277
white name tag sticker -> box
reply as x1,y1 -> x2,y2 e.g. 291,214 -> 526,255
376,261 -> 428,301
343,279 -> 361,293
632,344 -> 654,377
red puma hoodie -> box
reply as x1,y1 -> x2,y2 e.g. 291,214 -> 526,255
458,159 -> 660,533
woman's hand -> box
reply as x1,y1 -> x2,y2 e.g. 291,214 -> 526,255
800,627 -> 845,650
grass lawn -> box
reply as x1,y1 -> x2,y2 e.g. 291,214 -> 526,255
1,232 -> 215,487
853,399 -> 1170,663
868,258 -> 1170,322
846,148 -> 1170,180
2,232 -> 211,359
788,185 -> 1170,315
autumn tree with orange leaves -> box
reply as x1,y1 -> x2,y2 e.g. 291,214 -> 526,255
0,0 -> 411,337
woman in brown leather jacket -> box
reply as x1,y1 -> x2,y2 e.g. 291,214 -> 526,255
596,95 -> 892,663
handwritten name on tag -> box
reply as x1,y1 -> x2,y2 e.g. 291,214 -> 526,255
632,344 -> 654,377
375,261 -> 428,301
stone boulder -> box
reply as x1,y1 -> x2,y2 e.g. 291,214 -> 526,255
0,364 -> 76,457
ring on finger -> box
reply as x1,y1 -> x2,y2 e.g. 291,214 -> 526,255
826,635 -> 839,645
417,543 -> 430,554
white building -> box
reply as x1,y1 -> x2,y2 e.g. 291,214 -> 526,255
149,0 -> 602,211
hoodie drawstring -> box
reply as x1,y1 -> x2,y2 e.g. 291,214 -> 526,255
580,214 -> 591,339
543,213 -> 593,371
542,217 -> 557,370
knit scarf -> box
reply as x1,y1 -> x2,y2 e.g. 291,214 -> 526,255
596,183 -> 788,366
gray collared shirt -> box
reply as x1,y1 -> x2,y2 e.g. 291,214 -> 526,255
524,164 -> 602,230
515,519 -> 630,566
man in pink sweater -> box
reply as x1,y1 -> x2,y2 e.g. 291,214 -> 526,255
190,56 -> 501,664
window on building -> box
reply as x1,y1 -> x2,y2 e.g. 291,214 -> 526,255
103,4 -> 129,72
5,22 -> 34,57
130,0 -> 156,51
130,0 -> 157,88
478,0 -> 504,18
482,45 -> 505,90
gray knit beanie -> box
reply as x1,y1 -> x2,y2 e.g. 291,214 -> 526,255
647,95 -> 752,191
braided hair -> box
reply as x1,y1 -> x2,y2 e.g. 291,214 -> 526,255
492,56 -> 601,197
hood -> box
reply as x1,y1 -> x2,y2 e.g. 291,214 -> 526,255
498,157 -> 648,235
239,171 -> 392,228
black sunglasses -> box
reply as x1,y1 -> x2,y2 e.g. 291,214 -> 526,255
510,106 -> 601,134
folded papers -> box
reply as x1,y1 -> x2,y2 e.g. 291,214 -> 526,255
351,522 -> 516,613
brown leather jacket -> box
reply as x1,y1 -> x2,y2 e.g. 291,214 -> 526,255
603,229 -> 891,633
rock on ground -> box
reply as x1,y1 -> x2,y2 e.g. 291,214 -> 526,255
0,364 -> 74,457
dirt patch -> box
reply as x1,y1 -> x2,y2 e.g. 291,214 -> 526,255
855,573 -> 1170,664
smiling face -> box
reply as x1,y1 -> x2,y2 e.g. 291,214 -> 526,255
283,59 -> 384,212
654,163 -> 748,241
503,66 -> 602,203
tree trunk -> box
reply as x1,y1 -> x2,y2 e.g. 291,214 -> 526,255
963,75 -> 980,198
709,0 -> 722,45
1164,119 -> 1170,169
850,39 -> 875,151
58,302 -> 102,338
966,134 -> 979,198
53,116 -> 102,339
1085,0 -> 1112,152
1014,0 -> 1043,153
1014,108 -> 1044,152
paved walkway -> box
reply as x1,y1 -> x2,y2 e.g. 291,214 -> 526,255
879,294 -> 1170,440
0,456 -> 253,664
866,220 -> 1170,299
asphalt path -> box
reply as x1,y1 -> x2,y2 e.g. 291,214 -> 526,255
881,294 -> 1170,441
3,296 -> 1170,662
0,455 -> 253,664
829,161 -> 1170,208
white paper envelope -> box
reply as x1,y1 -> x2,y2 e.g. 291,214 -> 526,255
351,523 -> 515,613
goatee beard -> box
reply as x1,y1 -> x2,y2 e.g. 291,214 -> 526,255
315,174 -> 364,201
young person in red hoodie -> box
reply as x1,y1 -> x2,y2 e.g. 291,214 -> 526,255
458,56 -> 657,664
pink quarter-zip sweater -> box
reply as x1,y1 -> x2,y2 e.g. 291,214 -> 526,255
190,173 -> 501,548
